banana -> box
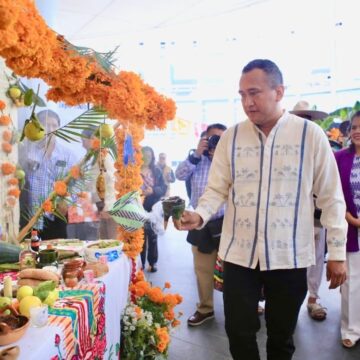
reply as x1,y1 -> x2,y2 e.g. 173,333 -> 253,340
96,171 -> 105,200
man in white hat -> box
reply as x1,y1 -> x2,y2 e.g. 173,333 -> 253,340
290,100 -> 329,321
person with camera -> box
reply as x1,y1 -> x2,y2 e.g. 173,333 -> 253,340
175,123 -> 227,326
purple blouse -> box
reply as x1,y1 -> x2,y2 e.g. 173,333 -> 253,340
335,148 -> 360,252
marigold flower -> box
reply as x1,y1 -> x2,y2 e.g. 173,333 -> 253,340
0,100 -> 6,111
7,178 -> 18,186
2,142 -> 12,153
54,180 -> 67,196
164,282 -> 171,289
90,137 -> 100,150
1,162 -> 16,175
2,130 -> 12,142
146,287 -> 164,303
0,115 -> 11,126
70,165 -> 81,179
8,188 -> 20,198
42,199 -> 53,213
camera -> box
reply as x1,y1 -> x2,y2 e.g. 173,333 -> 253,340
204,135 -> 220,157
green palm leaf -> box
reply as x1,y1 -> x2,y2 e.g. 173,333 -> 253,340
61,37 -> 119,73
49,107 -> 106,142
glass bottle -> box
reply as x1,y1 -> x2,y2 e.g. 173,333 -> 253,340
19,239 -> 37,270
30,229 -> 41,253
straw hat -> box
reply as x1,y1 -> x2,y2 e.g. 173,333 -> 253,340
290,100 -> 328,120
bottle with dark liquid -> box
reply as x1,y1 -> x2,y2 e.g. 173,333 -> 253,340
30,229 -> 41,253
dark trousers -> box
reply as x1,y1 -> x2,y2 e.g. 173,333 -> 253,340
141,223 -> 158,267
40,216 -> 67,240
223,261 -> 307,360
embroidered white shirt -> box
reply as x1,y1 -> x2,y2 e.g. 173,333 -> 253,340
195,112 -> 347,270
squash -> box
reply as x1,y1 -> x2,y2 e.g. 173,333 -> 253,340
0,242 -> 21,264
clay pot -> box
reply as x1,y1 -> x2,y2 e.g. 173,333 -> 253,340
0,314 -> 29,346
62,258 -> 86,282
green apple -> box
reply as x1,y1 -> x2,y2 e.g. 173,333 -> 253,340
0,296 -> 11,310
99,124 -> 114,139
15,169 -> 25,180
8,86 -> 22,100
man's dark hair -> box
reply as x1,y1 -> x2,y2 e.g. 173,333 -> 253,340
206,123 -> 227,132
242,59 -> 283,88
37,109 -> 61,126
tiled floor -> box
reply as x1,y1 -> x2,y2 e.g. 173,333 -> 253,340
146,223 -> 360,360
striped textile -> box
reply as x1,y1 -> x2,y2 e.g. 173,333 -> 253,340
48,282 -> 104,358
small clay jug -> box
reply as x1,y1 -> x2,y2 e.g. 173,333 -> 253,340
62,258 -> 86,281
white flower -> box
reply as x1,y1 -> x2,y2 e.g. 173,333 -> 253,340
130,325 -> 136,331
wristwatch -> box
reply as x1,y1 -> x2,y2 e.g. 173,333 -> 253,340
188,149 -> 201,165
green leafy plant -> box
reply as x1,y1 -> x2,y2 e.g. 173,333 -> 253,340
5,72 -> 46,107
315,101 -> 360,130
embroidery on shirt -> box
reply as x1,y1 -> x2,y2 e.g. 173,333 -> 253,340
236,217 -> 252,229
235,193 -> 257,207
274,144 -> 300,156
234,237 -> 253,249
236,145 -> 261,157
270,193 -> 296,207
235,167 -> 259,181
327,237 -> 345,247
270,218 -> 294,229
273,165 -> 298,180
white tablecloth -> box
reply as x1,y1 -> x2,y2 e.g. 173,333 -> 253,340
0,253 -> 132,359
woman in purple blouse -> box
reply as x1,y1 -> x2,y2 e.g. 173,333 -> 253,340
334,110 -> 360,348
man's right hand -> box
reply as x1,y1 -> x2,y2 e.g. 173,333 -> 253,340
174,210 -> 203,230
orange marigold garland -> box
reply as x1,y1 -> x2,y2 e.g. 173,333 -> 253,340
2,130 -> 12,141
2,142 -> 12,153
0,115 -> 11,126
115,124 -> 145,257
1,162 -> 16,175
7,188 -> 20,198
42,199 -> 53,213
69,165 -> 81,179
53,180 -> 67,197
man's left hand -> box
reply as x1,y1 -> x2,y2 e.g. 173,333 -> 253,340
326,260 -> 347,289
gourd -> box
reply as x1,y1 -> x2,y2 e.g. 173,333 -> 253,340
0,242 -> 21,264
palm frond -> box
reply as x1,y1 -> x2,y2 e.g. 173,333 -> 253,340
102,136 -> 118,160
61,37 -> 119,73
49,107 -> 106,142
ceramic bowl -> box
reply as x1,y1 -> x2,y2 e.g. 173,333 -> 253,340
84,240 -> 123,262
0,314 -> 30,346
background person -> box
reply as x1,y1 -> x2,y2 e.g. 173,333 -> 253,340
156,152 -> 175,196
177,59 -> 347,360
335,110 -> 360,348
176,123 -> 227,326
19,109 -> 76,240
141,146 -> 167,272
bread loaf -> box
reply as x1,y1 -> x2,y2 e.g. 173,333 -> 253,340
17,278 -> 44,287
18,268 -> 59,283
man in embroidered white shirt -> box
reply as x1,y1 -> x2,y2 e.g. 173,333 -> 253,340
176,59 -> 347,360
